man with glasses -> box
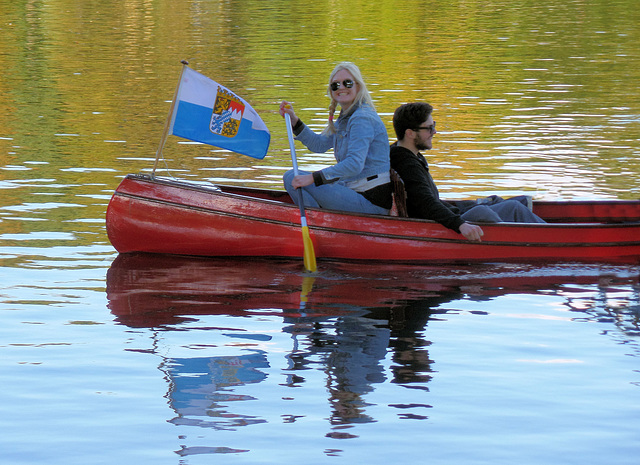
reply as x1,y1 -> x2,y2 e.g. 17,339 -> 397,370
390,102 -> 544,242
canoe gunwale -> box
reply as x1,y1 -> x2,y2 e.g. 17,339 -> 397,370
124,174 -> 640,229
106,174 -> 640,262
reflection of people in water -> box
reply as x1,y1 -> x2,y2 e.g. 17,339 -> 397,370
387,302 -> 440,387
282,294 -> 460,433
282,310 -> 387,428
106,253 -> 467,436
325,313 -> 390,427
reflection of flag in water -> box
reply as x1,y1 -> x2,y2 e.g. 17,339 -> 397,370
169,66 -> 270,159
167,353 -> 269,421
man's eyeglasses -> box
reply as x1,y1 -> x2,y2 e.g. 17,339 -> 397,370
330,79 -> 355,91
414,121 -> 436,134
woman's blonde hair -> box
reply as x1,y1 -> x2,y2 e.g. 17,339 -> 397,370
323,62 -> 375,134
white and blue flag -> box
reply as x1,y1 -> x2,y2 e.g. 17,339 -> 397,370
169,67 -> 270,159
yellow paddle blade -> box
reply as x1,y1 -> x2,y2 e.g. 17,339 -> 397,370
301,226 -> 317,272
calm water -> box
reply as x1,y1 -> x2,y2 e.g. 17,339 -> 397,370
1,0 -> 640,464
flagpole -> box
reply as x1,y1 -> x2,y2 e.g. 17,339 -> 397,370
151,60 -> 189,178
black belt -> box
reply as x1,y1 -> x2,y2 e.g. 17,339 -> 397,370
366,174 -> 378,181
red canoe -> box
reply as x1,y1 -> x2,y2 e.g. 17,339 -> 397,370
106,174 -> 640,263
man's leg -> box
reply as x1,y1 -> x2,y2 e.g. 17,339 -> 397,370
489,200 -> 546,223
461,205 -> 502,223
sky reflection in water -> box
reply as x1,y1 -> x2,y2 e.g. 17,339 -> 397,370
1,0 -> 640,463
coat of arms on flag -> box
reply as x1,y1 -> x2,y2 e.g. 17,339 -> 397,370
210,87 -> 245,138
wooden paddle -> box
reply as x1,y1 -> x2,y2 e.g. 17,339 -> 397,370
284,111 -> 317,272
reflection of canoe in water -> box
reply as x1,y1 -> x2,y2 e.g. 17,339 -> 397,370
106,254 -> 639,441
106,253 -> 639,327
105,174 -> 640,263
106,253 -> 447,326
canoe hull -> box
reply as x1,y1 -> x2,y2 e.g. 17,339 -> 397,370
106,175 -> 640,263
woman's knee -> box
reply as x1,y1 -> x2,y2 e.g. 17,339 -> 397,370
283,169 -> 294,184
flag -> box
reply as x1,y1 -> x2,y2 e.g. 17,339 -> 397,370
169,67 -> 270,159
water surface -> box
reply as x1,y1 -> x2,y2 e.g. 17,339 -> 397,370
1,1 -> 639,464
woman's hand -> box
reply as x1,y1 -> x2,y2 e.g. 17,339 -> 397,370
279,101 -> 299,126
291,174 -> 313,189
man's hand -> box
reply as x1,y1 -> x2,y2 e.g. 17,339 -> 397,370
459,222 -> 484,242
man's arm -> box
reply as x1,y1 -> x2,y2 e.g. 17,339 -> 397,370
391,149 -> 463,229
390,147 -> 483,241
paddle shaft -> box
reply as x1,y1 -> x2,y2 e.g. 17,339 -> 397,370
284,112 -> 317,272
284,113 -> 310,225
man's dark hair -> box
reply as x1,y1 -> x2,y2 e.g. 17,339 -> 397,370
393,102 -> 434,140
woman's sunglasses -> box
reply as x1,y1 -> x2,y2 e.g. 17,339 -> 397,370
330,79 -> 355,91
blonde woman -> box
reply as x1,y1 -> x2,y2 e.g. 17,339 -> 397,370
280,62 -> 391,214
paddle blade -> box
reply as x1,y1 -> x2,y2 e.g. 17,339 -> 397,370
301,226 -> 317,272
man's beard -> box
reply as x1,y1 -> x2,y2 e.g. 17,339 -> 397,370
414,135 -> 431,151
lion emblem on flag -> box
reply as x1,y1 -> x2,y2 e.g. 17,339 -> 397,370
210,87 -> 245,138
